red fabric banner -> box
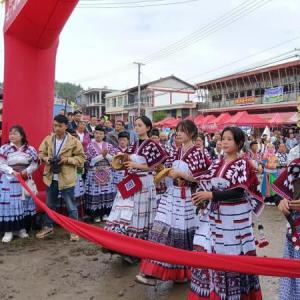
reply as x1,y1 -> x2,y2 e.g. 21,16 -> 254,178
17,175 -> 300,278
3,0 -> 79,193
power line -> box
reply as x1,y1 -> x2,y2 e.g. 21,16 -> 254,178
74,0 -> 272,83
141,37 -> 300,86
140,51 -> 300,99
142,0 -> 259,61
198,54 -> 299,85
142,0 -> 272,64
186,36 -> 300,81
77,0 -> 200,8
142,0 -> 265,62
74,35 -> 299,85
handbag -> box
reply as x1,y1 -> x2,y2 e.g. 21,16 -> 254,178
117,173 -> 142,199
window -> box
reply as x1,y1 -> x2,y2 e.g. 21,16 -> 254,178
283,84 -> 294,93
117,97 -> 123,107
182,109 -> 190,119
255,88 -> 262,96
240,91 -> 245,98
112,98 -> 116,107
212,94 -> 222,102
247,90 -> 252,97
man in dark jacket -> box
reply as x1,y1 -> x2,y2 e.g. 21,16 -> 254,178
106,120 -> 126,147
68,110 -> 82,130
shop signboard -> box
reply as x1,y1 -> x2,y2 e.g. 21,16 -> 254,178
263,86 -> 284,103
235,96 -> 255,105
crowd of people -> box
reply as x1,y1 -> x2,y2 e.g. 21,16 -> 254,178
0,110 -> 300,300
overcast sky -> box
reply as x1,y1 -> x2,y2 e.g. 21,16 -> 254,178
0,0 -> 299,90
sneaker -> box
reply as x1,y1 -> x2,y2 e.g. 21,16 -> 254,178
70,233 -> 80,242
135,274 -> 157,286
36,226 -> 54,239
2,232 -> 13,243
94,217 -> 101,223
102,215 -> 108,222
15,229 -> 29,239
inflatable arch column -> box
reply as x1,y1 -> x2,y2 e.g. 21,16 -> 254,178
2,0 -> 78,194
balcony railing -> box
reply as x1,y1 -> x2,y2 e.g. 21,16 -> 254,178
199,92 -> 298,110
86,102 -> 105,107
124,101 -> 152,108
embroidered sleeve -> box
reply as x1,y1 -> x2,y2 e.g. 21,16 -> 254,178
127,142 -> 136,154
140,140 -> 167,167
0,145 -> 14,175
224,159 -> 263,215
185,148 -> 210,178
204,148 -> 212,163
106,143 -> 118,162
86,143 -> 103,166
25,146 -> 40,174
196,161 -> 220,192
85,143 -> 96,161
272,158 -> 300,200
163,144 -> 177,168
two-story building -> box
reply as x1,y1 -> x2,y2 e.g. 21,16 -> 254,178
105,91 -> 128,122
196,60 -> 299,118
105,75 -> 195,123
79,87 -> 116,118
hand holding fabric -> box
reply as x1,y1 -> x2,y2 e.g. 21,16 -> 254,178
278,198 -> 290,216
289,200 -> 300,212
192,191 -> 212,206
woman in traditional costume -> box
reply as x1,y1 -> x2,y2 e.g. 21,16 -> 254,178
85,125 -> 116,222
0,125 -> 39,243
188,126 -> 263,300
136,120 -> 210,285
150,128 -> 175,206
195,132 -> 212,162
105,116 -> 167,260
112,131 -> 130,189
273,157 -> 300,300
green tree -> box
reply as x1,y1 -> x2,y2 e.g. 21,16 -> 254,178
153,111 -> 167,122
55,81 -> 82,102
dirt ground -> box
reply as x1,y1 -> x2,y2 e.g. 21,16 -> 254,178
0,206 -> 287,300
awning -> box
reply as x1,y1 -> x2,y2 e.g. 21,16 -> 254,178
194,114 -> 205,126
257,112 -> 296,125
206,113 -> 232,131
164,117 -> 181,128
201,115 -> 217,131
224,111 -> 268,128
154,117 -> 174,127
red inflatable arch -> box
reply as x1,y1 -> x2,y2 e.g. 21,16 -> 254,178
2,0 -> 78,194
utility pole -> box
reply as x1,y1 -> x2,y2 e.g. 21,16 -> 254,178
133,62 -> 145,117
